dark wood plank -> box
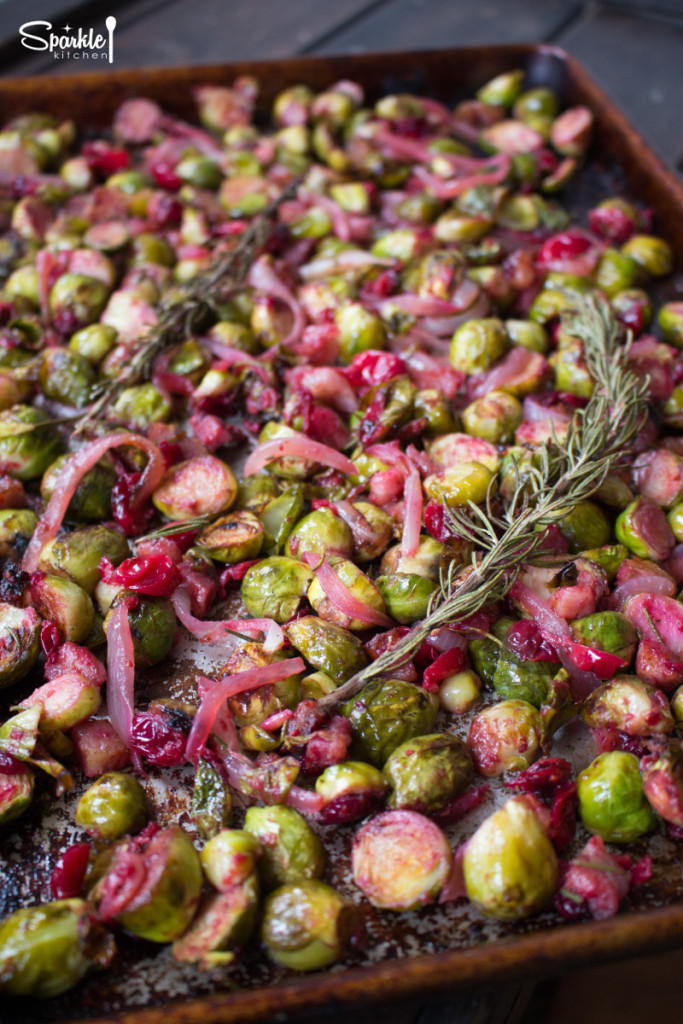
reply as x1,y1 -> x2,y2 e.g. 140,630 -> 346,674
558,7 -> 683,168
2,0 -> 378,76
308,0 -> 579,54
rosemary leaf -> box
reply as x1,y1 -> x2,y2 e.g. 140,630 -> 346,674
74,175 -> 302,434
319,294 -> 649,710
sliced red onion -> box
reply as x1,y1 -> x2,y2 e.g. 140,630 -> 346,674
422,292 -> 490,335
298,249 -> 393,280
401,463 -> 423,560
284,366 -> 358,415
509,580 -> 571,638
402,350 -> 465,400
623,593 -> 683,658
22,433 -> 164,573
430,627 -> 469,653
523,394 -> 572,424
438,843 -> 469,903
243,431 -> 357,477
611,573 -> 676,608
308,193 -> 352,242
374,126 -> 440,164
285,785 -> 325,815
334,500 -> 377,545
378,293 -> 464,317
469,348 -> 548,401
172,588 -> 284,650
106,599 -> 141,771
260,708 -> 294,732
412,154 -> 510,199
247,255 -> 304,348
301,552 -> 394,628
197,679 -> 241,752
35,249 -> 55,325
185,657 -> 305,761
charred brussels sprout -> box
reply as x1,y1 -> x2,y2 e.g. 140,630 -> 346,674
285,508 -> 353,559
261,880 -> 356,971
285,616 -> 367,683
200,829 -> 261,891
382,733 -> 472,814
197,510 -> 264,563
241,557 -> 312,622
343,679 -> 438,767
38,524 -> 130,595
172,876 -> 259,968
0,509 -> 38,558
104,593 -> 176,667
222,643 -> 301,728
244,805 -> 324,890
463,796 -> 558,920
92,825 -> 202,942
75,772 -> 148,840
349,501 -> 393,563
0,899 -> 115,997
352,809 -> 451,911
0,406 -> 62,480
577,751 -> 657,842
0,604 -> 41,688
192,757 -> 232,840
41,455 -> 116,522
570,611 -> 637,662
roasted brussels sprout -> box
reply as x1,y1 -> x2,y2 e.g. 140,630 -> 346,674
261,880 -> 356,971
241,556 -> 312,622
286,616 -> 367,683
0,899 -> 114,997
104,593 -> 176,667
75,771 -> 148,840
463,796 -> 557,920
200,829 -> 261,891
0,603 -> 41,689
343,678 -> 438,766
38,524 -> 130,595
152,455 -> 237,520
192,757 -> 232,839
352,809 -> 451,911
467,699 -> 543,776
577,751 -> 657,843
581,677 -> 674,736
244,805 -> 324,889
382,733 -> 472,814
285,508 -> 354,559
0,406 -> 62,481
41,455 -> 116,522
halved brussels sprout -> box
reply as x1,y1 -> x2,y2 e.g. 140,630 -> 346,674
152,455 -> 237,520
307,557 -> 386,630
30,573 -> 94,644
241,556 -> 313,622
315,760 -> 387,823
467,699 -> 542,776
200,829 -> 261,891
0,603 -> 41,689
244,805 -> 324,890
192,757 -> 232,840
38,524 -> 130,595
0,763 -> 34,824
197,510 -> 264,563
0,899 -> 115,997
172,876 -> 259,968
581,677 -> 674,736
0,406 -> 62,481
352,809 -> 451,910
221,643 -> 301,728
285,508 -> 354,560
570,611 -> 637,661
104,592 -> 176,667
41,455 -> 116,522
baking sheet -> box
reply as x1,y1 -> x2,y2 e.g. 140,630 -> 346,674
1,42 -> 683,1024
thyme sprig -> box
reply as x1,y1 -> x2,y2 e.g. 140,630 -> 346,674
74,176 -> 302,435
319,294 -> 650,709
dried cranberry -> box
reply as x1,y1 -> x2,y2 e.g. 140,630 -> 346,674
360,268 -> 399,299
50,843 -> 91,899
433,784 -> 491,824
548,781 -> 578,851
591,727 -> 648,757
422,647 -> 464,692
219,559 -> 262,590
343,350 -> 406,392
505,757 -> 573,794
423,499 -> 458,542
130,712 -> 186,766
82,141 -> 131,178
40,619 -> 62,656
555,886 -> 588,921
111,472 -> 154,535
158,441 -> 184,469
505,619 -> 560,662
319,790 -> 384,825
101,554 -> 180,597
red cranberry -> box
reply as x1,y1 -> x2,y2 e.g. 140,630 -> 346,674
505,619 -> 560,663
100,554 -> 180,597
50,843 -> 91,899
343,350 -> 406,393
82,141 -> 131,178
130,712 -> 186,766
111,472 -> 154,535
40,619 -> 62,656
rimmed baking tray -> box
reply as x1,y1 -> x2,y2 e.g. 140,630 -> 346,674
2,42 -> 683,1024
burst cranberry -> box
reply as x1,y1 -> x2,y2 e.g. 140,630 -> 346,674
50,843 -> 91,899
82,141 -> 131,178
111,472 -> 154,535
505,619 -> 560,662
588,205 -> 635,245
147,191 -> 182,228
158,441 -> 184,468
361,268 -> 400,298
40,619 -> 62,656
343,350 -> 406,392
130,712 -> 186,766
0,750 -> 26,775
505,757 -> 573,794
150,158 -> 183,190
100,554 -> 180,597
219,559 -> 262,590
424,499 -> 459,542
538,230 -> 592,264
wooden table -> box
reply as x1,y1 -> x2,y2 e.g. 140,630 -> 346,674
1,2 -> 682,1022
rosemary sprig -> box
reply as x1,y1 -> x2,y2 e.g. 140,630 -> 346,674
74,176 -> 302,435
136,515 -> 213,543
319,294 -> 649,709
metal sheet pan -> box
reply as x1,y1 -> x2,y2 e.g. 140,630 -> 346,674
2,42 -> 683,1024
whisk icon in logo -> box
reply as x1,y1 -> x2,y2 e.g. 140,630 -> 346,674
19,15 -> 117,62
